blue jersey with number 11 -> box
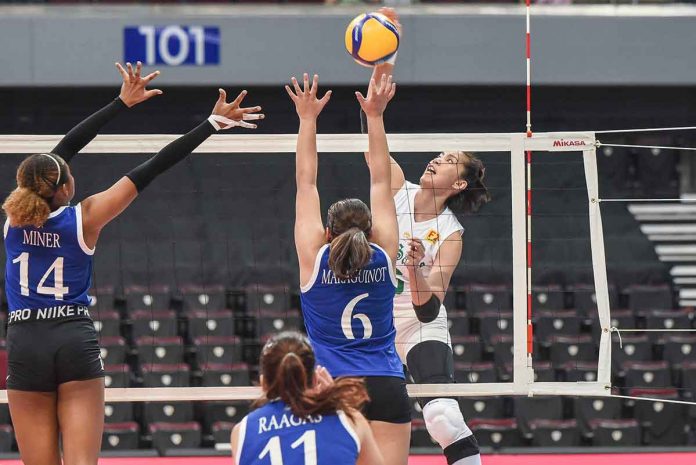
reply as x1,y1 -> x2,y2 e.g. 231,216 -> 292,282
300,243 -> 402,378
237,400 -> 359,465
4,204 -> 93,313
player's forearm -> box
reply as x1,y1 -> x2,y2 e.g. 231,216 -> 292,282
408,267 -> 435,305
296,118 -> 319,186
51,97 -> 128,163
126,119 -> 215,192
366,115 -> 391,185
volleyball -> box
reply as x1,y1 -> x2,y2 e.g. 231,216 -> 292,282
344,12 -> 400,67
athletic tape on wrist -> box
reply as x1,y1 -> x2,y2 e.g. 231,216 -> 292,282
208,114 -> 258,131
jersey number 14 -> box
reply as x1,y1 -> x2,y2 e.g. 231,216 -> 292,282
11,253 -> 70,300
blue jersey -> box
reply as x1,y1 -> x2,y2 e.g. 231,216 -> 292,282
300,243 -> 402,378
4,204 -> 94,313
237,400 -> 359,465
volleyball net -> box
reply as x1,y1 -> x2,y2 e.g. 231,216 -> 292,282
0,130 -> 627,405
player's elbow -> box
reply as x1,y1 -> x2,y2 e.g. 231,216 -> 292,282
413,295 -> 441,323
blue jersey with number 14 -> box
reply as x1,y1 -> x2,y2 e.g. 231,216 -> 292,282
300,243 -> 403,378
4,204 -> 93,313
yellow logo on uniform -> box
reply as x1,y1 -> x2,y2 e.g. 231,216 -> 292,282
425,229 -> 440,244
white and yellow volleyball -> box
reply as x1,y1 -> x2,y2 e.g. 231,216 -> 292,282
344,12 -> 400,67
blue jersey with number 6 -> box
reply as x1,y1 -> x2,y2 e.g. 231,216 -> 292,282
237,400 -> 359,465
4,204 -> 93,313
300,243 -> 402,378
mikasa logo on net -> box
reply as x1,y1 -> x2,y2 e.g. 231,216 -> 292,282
553,139 -> 587,147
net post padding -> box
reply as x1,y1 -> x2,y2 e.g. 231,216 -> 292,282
582,143 -> 612,385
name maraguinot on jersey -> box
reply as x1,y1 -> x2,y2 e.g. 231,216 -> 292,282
321,266 -> 390,285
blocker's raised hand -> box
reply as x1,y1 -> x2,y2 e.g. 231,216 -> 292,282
286,73 -> 332,121
210,89 -> 265,130
116,61 -> 163,108
356,74 -> 396,118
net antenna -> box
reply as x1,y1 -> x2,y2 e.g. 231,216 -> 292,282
525,0 -> 534,379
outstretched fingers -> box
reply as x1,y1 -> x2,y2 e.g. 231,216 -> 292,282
144,88 -> 164,98
142,70 -> 161,84
302,73 -> 310,95
355,91 -> 367,106
241,106 -> 264,120
230,89 -> 248,107
310,74 -> 319,97
319,90 -> 332,105
285,85 -> 298,101
115,63 -> 129,83
291,76 -> 302,96
126,62 -> 135,80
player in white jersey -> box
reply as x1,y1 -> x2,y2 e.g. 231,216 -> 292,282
361,9 -> 491,465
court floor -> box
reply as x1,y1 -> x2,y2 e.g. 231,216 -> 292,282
2,453 -> 696,465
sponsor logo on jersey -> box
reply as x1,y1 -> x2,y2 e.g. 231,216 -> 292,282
425,229 -> 440,244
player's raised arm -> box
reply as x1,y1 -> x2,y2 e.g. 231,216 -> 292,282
52,61 -> 162,162
362,7 -> 405,193
286,73 -> 333,285
80,88 -> 264,248
356,74 -> 398,262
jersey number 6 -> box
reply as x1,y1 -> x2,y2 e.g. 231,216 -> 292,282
341,293 -> 373,340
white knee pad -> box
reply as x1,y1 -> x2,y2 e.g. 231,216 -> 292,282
422,398 -> 473,450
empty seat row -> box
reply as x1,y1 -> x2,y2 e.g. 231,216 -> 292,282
460,284 -> 674,312
92,309 -> 302,340
88,285 -> 293,314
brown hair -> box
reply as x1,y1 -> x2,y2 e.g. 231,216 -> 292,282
326,199 -> 373,280
446,151 -> 491,214
254,331 -> 369,418
2,153 -> 68,228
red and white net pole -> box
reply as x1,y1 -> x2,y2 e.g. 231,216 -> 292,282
525,0 -> 534,367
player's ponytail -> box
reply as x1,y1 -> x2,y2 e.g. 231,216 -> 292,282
326,199 -> 373,280
255,332 -> 369,419
445,152 -> 491,214
2,153 -> 67,228
275,352 -> 310,414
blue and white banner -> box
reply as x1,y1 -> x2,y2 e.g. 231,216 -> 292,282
124,25 -> 220,66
